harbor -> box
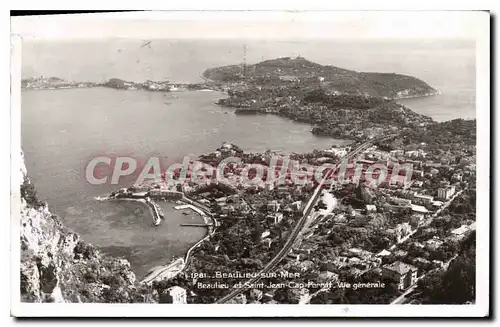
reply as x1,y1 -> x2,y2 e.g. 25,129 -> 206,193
104,183 -> 218,284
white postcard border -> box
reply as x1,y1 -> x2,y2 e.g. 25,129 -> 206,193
9,10 -> 490,318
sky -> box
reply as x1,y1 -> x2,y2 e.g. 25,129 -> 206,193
11,11 -> 486,41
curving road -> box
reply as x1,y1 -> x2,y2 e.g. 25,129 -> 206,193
215,139 -> 377,303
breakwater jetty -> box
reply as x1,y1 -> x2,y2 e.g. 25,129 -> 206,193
104,184 -> 219,285
140,197 -> 218,285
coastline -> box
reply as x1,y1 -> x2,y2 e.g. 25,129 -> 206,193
101,190 -> 217,284
22,70 -> 474,294
21,76 -> 440,102
21,82 -> 439,102
21,76 -> 221,93
176,196 -> 218,268
97,196 -> 162,226
389,89 -> 441,101
139,197 -> 217,285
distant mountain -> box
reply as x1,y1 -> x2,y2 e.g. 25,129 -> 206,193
202,56 -> 438,99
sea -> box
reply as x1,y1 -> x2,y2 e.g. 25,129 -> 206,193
21,39 -> 476,276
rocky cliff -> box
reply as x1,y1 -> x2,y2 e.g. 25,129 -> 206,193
19,152 -> 155,303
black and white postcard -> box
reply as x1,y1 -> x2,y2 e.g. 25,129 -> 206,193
10,10 -> 490,317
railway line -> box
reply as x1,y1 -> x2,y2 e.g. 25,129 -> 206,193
215,139 -> 376,303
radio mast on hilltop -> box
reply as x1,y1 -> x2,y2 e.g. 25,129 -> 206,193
240,44 -> 248,78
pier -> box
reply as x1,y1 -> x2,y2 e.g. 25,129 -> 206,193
174,203 -> 205,216
145,198 -> 164,226
108,186 -> 220,285
175,204 -> 215,234
108,197 -> 163,226
140,197 -> 218,285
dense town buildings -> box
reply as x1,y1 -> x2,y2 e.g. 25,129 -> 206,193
160,286 -> 187,304
143,134 -> 476,304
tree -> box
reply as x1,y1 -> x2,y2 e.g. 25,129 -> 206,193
417,233 -> 475,304
21,179 -> 43,208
